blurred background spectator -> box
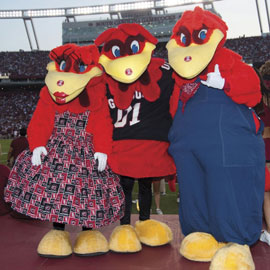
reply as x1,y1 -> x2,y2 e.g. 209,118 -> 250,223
7,127 -> 29,167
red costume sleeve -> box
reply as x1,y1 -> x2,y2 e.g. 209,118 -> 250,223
85,81 -> 112,155
203,48 -> 261,107
87,100 -> 113,155
27,86 -> 55,152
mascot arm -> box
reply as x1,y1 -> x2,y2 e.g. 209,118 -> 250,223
221,58 -> 261,107
87,100 -> 113,155
27,86 -> 55,152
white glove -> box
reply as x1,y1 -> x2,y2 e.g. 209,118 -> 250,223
31,146 -> 48,166
201,64 -> 225,89
94,152 -> 107,172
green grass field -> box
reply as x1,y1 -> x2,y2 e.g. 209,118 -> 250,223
131,181 -> 179,215
0,139 -> 11,165
0,139 -> 179,215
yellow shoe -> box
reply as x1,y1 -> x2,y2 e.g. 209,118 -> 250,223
135,219 -> 173,246
37,229 -> 72,258
210,243 -> 255,270
180,232 -> 226,262
109,225 -> 142,253
73,230 -> 109,256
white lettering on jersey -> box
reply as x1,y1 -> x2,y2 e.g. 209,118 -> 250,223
108,98 -> 115,109
134,91 -> 143,99
129,102 -> 141,126
114,102 -> 141,128
114,106 -> 132,128
161,62 -> 170,70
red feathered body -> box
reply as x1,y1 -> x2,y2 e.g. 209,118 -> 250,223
96,24 -> 176,178
105,59 -> 176,178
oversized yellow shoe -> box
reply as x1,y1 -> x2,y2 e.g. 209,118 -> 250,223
37,229 -> 72,258
180,232 -> 226,262
109,225 -> 142,253
135,219 -> 173,246
73,230 -> 109,256
210,243 -> 255,270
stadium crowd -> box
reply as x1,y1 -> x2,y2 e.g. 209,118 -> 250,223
0,88 -> 39,139
0,51 -> 49,80
0,35 -> 270,138
225,35 -> 270,63
154,35 -> 270,62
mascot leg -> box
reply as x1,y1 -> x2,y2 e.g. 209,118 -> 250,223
175,146 -> 263,265
109,176 -> 173,251
37,223 -> 72,258
135,178 -> 173,246
109,176 -> 141,253
73,228 -> 109,256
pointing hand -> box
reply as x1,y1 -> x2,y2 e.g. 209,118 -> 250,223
201,64 -> 225,90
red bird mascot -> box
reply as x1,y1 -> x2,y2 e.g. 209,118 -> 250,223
5,44 -> 125,258
95,23 -> 176,252
167,6 -> 264,270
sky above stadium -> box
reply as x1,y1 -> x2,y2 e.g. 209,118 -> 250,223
0,0 -> 269,51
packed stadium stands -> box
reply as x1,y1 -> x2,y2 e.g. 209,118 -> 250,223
0,51 -> 49,80
0,88 -> 39,138
225,35 -> 270,64
1,34 -> 270,79
0,34 -> 270,138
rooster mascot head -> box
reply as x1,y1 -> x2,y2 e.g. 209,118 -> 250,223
166,6 -> 227,79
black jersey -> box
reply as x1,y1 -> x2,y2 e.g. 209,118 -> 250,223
106,63 -> 174,142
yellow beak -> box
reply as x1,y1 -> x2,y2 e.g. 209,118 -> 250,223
99,42 -> 156,83
166,29 -> 224,79
45,62 -> 102,104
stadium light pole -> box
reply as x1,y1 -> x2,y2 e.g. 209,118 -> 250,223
255,0 -> 263,35
265,0 -> 270,32
0,0 -> 224,50
23,19 -> 33,51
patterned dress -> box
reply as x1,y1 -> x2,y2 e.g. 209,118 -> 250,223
5,110 -> 125,229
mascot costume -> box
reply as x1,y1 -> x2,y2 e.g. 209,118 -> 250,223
95,23 -> 175,253
166,7 -> 264,269
4,44 -> 125,258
